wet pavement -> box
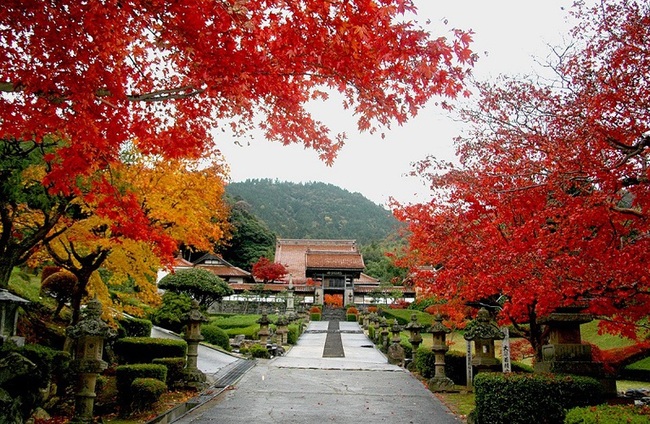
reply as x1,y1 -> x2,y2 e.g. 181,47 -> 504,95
173,321 -> 461,424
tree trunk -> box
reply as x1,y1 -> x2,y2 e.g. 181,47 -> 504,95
0,255 -> 18,289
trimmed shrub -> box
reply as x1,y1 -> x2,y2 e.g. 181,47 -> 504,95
149,291 -> 193,333
152,357 -> 186,387
114,337 -> 187,364
310,313 -> 321,321
287,324 -> 300,345
368,325 -> 376,341
116,364 -> 167,412
249,344 -> 270,359
564,404 -> 650,423
201,325 -> 231,351
414,346 -> 437,379
474,372 -> 603,424
130,378 -> 167,412
118,316 -> 152,338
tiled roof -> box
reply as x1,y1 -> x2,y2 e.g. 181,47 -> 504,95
173,256 -> 194,268
274,239 -> 362,278
196,264 -> 252,278
358,273 -> 380,284
229,283 -> 316,293
305,250 -> 364,270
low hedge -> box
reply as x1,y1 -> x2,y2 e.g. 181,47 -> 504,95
564,404 -> 650,423
118,316 -> 153,338
620,357 -> 650,382
224,325 -> 258,339
310,313 -> 321,321
201,325 -> 231,351
130,377 -> 167,412
380,308 -> 433,325
473,372 -> 603,424
152,357 -> 186,387
114,337 -> 187,364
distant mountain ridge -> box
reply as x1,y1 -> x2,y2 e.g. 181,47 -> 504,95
225,179 -> 400,245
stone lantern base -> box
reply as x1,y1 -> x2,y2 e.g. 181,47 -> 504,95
428,376 -> 455,392
183,368 -> 208,390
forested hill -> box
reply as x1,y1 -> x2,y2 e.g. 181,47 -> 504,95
225,179 -> 401,245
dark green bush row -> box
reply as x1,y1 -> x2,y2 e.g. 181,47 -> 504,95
201,325 -> 231,351
310,313 -> 321,321
473,372 -> 603,424
118,316 -> 152,338
564,404 -> 650,423
346,314 -> 357,321
130,378 -> 167,412
114,337 -> 187,364
152,357 -> 186,387
116,364 -> 167,412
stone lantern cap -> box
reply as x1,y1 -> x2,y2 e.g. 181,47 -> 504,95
0,289 -> 30,304
275,315 -> 289,326
257,313 -> 271,325
379,317 -> 389,328
405,313 -> 424,332
390,320 -> 402,333
66,298 -> 113,339
429,314 -> 451,334
463,307 -> 505,341
183,300 -> 209,323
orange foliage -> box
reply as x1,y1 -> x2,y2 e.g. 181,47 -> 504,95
324,294 -> 343,308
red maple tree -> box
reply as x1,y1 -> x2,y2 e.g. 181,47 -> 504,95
252,257 -> 288,284
393,0 -> 650,360
1,0 -> 475,269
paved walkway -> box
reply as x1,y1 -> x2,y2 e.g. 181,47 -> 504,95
174,321 -> 461,424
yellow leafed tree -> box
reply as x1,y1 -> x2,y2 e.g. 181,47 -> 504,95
38,148 -> 231,323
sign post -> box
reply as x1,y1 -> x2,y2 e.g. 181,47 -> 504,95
501,326 -> 511,373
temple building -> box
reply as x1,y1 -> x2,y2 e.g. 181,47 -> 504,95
159,239 -> 415,307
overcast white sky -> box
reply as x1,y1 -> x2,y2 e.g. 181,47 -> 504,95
217,1 -> 585,208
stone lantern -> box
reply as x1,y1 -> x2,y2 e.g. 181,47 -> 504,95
379,317 -> 390,350
362,311 -> 369,330
0,289 -> 29,347
535,305 -> 615,396
405,313 -> 423,362
387,320 -> 405,366
286,275 -> 295,314
257,313 -> 271,345
183,300 -> 208,389
428,314 -> 454,392
463,308 -> 505,375
66,298 -> 113,423
275,315 -> 289,345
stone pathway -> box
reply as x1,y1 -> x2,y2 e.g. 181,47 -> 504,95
173,321 -> 461,424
